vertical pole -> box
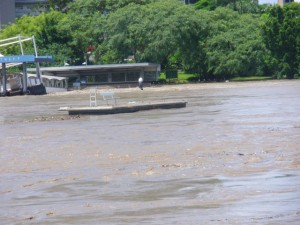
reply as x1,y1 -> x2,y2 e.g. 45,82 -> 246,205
32,35 -> 42,83
35,63 -> 42,84
156,65 -> 160,82
1,63 -> 7,96
22,62 -> 28,93
32,35 -> 38,57
18,34 -> 24,55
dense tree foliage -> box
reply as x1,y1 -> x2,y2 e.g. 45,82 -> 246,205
103,0 -> 209,72
195,0 -> 265,14
205,8 -> 269,80
0,0 -> 299,79
262,3 -> 300,79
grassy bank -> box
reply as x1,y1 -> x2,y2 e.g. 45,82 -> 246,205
160,72 -> 274,83
159,72 -> 198,83
230,76 -> 273,81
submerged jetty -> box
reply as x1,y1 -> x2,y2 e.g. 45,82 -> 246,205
59,101 -> 187,115
59,90 -> 187,115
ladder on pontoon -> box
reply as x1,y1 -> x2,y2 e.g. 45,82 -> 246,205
89,89 -> 97,107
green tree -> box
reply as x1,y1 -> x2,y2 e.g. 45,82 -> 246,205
36,11 -> 74,65
194,0 -> 216,11
166,6 -> 209,73
105,0 -> 157,12
103,0 -> 209,73
195,0 -> 265,14
63,0 -> 158,64
62,9 -> 106,64
68,0 -> 156,15
226,0 -> 263,14
262,3 -> 300,78
205,7 -> 269,80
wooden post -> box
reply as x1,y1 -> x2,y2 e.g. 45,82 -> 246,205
22,62 -> 28,93
1,63 -> 7,96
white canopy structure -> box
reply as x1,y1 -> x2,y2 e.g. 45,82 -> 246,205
27,73 -> 68,89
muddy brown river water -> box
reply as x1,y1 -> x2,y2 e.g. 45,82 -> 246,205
0,80 -> 300,224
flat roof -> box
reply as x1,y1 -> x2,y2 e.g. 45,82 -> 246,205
28,63 -> 161,77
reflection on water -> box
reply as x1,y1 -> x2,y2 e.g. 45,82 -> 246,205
0,81 -> 300,224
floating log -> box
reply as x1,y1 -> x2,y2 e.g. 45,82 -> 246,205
59,101 -> 187,115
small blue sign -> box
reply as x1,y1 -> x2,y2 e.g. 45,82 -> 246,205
0,55 -> 35,63
0,55 -> 53,63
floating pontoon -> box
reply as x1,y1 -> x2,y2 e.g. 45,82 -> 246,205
59,101 -> 187,115
59,90 -> 187,115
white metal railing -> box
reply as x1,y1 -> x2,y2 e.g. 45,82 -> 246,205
0,35 -> 40,71
0,35 -> 34,49
0,36 -> 32,48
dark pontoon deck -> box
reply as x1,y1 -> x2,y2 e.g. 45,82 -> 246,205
59,101 -> 187,115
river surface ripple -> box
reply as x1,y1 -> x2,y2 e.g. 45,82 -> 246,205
0,81 -> 300,224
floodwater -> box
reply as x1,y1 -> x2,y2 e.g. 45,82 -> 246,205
0,80 -> 300,224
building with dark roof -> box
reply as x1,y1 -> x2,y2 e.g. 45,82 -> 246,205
28,63 -> 161,88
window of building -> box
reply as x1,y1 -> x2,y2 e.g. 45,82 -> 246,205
94,74 -> 108,83
111,73 -> 125,82
126,72 -> 140,82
